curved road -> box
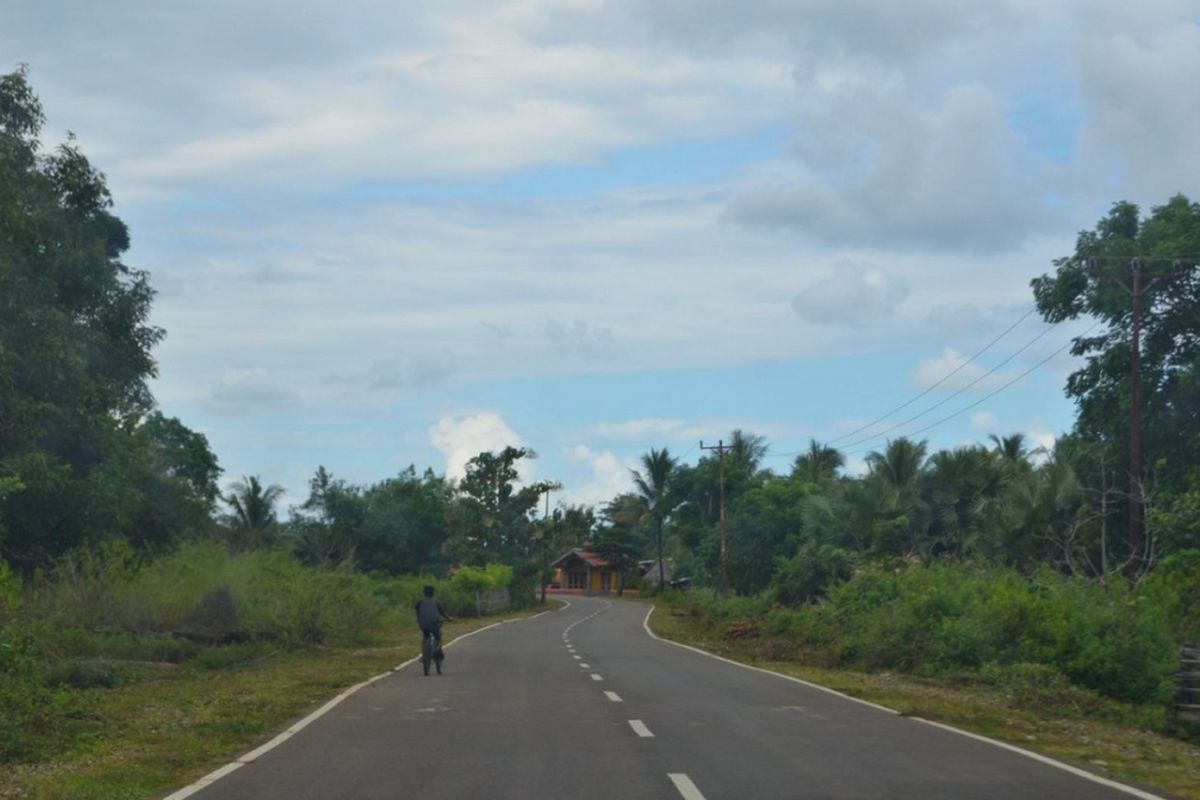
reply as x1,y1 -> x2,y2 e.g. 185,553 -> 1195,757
172,597 -> 1169,800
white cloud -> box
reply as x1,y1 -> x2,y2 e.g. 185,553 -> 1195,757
969,411 -> 998,430
792,262 -> 908,324
1026,428 -> 1057,462
560,444 -> 634,507
909,348 -> 1015,392
429,412 -> 527,482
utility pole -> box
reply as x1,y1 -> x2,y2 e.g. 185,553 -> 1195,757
540,485 -> 554,605
700,439 -> 730,593
1089,258 -> 1183,578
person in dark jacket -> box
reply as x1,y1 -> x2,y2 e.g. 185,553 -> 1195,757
414,585 -> 451,651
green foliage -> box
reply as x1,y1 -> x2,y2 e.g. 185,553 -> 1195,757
771,544 -> 853,606
673,562 -> 1183,705
450,563 -> 513,593
0,69 -> 219,569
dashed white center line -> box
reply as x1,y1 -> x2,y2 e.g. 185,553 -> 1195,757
580,663 -> 591,668
628,720 -> 654,738
604,691 -> 622,702
668,773 -> 707,800
572,655 -> 581,660
590,673 -> 603,681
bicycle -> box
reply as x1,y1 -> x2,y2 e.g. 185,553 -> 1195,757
421,629 -> 443,676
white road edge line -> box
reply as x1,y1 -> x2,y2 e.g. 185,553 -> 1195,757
643,605 -> 897,713
604,691 -> 623,703
911,718 -> 1168,800
162,610 -> 554,800
643,605 -> 1169,800
590,673 -> 603,681
628,720 -> 655,738
668,773 -> 707,800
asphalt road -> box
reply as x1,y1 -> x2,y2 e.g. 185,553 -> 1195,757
175,597 -> 1168,800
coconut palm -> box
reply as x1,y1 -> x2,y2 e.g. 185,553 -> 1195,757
792,439 -> 845,483
728,429 -> 768,476
989,433 -> 1031,464
865,438 -> 928,491
631,447 -> 678,590
223,475 -> 285,550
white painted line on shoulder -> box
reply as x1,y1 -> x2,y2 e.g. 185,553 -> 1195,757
163,615 -> 543,799
642,605 -> 898,715
590,673 -> 603,681
161,762 -> 244,800
668,773 -> 707,800
604,691 -> 623,702
643,605 -> 1169,800
628,719 -> 654,738
910,718 -> 1168,800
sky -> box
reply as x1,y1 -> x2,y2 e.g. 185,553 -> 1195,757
3,0 -> 1198,509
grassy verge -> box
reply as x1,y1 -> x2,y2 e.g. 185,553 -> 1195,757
0,604 -> 555,800
649,604 -> 1200,800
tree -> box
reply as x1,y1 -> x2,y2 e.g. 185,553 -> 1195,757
631,447 -> 678,590
0,67 -> 218,568
453,447 -> 559,563
291,466 -> 364,567
728,429 -> 768,476
866,438 -> 928,492
356,467 -> 455,574
1032,195 -> 1200,563
222,476 -> 284,551
792,439 -> 845,484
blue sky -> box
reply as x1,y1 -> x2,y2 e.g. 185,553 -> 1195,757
3,0 -> 1197,508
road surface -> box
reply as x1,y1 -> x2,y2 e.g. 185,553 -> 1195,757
174,597 -> 1168,800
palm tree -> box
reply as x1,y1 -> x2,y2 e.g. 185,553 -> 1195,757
792,439 -> 845,483
631,447 -> 678,591
728,429 -> 768,476
865,438 -> 928,491
989,433 -> 1030,464
224,475 -> 285,550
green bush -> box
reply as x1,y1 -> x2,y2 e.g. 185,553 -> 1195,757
673,562 -> 1182,705
771,544 -> 853,606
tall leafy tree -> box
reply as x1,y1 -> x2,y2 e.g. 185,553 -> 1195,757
0,67 -> 216,568
454,446 -> 558,562
1032,196 -> 1200,556
291,466 -> 364,567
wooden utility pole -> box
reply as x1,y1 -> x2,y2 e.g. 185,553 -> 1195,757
700,439 -> 730,593
1090,258 -> 1184,578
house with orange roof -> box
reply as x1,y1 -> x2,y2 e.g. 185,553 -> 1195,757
550,547 -> 624,595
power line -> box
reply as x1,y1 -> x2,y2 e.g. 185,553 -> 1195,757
826,306 -> 1038,445
835,320 -> 1060,451
843,320 -> 1103,457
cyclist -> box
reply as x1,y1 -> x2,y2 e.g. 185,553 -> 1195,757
414,585 -> 451,672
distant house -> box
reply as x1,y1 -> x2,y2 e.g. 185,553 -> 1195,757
551,548 -> 623,595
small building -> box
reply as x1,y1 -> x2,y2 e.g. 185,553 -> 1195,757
551,548 -> 623,595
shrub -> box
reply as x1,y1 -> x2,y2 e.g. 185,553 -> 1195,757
771,544 -> 853,606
